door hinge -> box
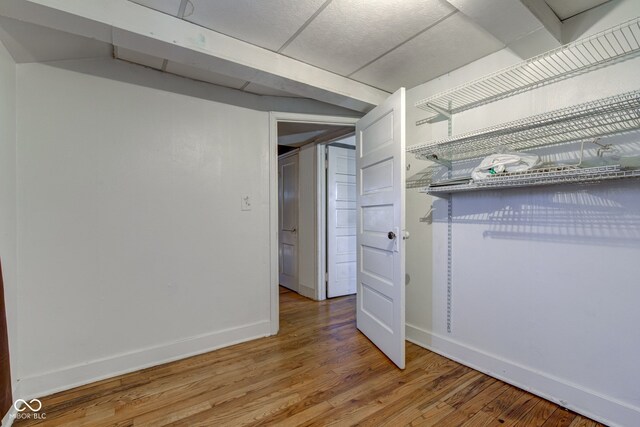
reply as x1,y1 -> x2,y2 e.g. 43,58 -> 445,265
325,146 -> 329,169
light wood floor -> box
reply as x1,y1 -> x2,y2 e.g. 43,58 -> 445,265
16,287 -> 601,426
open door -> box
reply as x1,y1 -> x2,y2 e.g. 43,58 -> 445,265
356,88 -> 406,369
278,152 -> 299,291
327,145 -> 356,298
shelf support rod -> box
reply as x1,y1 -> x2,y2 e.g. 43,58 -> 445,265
427,102 -> 452,119
415,103 -> 453,126
446,100 -> 453,334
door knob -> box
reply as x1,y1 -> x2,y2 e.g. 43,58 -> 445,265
388,231 -> 396,240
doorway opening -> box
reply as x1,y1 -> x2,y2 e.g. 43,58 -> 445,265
270,89 -> 406,368
269,112 -> 358,335
277,121 -> 356,298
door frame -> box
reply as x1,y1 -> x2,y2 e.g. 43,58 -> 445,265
269,112 -> 359,335
320,141 -> 356,300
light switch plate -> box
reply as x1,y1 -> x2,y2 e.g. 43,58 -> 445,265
241,195 -> 252,211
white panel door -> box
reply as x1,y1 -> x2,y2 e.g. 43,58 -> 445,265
356,88 -> 406,369
278,153 -> 298,291
327,145 -> 356,298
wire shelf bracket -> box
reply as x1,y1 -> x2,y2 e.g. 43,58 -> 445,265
414,16 -> 640,117
416,103 -> 452,126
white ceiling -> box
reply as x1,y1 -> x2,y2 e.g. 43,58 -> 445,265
349,12 -> 504,92
0,16 -> 112,63
114,45 -> 302,97
0,0 -> 615,110
545,0 -> 611,20
127,0 -> 610,95
184,0 -> 328,52
129,0 -> 507,93
278,122 -> 354,147
115,46 -> 165,69
281,0 -> 456,77
243,82 -> 300,97
448,0 -> 546,46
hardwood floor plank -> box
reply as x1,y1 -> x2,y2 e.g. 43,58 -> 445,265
15,288 -> 602,427
445,375 -> 498,409
568,415 -> 601,427
345,369 -> 482,426
409,401 -> 457,426
428,378 -> 507,426
515,399 -> 559,426
541,408 -> 578,427
318,366 -> 457,426
460,409 -> 504,427
496,392 -> 540,426
480,385 -> 527,418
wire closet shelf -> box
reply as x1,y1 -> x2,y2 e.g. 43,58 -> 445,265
406,164 -> 443,189
407,89 -> 640,163
422,165 -> 640,195
414,16 -> 640,119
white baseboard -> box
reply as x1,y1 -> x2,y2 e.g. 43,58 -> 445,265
406,323 -> 639,427
1,382 -> 20,427
297,284 -> 317,300
18,320 -> 272,400
1,405 -> 17,427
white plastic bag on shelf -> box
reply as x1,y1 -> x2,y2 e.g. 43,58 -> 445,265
471,150 -> 541,180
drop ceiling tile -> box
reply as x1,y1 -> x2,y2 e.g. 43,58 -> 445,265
545,0 -> 610,20
282,0 -> 455,76
129,0 -> 182,17
244,82 -> 301,97
116,47 -> 165,69
350,13 -> 504,92
165,61 -> 247,88
183,0 -> 327,51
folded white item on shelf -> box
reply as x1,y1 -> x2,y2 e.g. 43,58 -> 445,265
471,152 -> 541,180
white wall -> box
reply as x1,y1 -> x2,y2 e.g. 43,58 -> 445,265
0,37 -> 17,409
405,1 -> 640,426
14,59 -> 279,397
297,144 -> 317,300
405,174 -> 434,334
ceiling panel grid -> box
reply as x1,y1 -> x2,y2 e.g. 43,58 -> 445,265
281,0 -> 456,76
135,0 -> 328,51
350,12 -> 504,92
123,0 -> 538,102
